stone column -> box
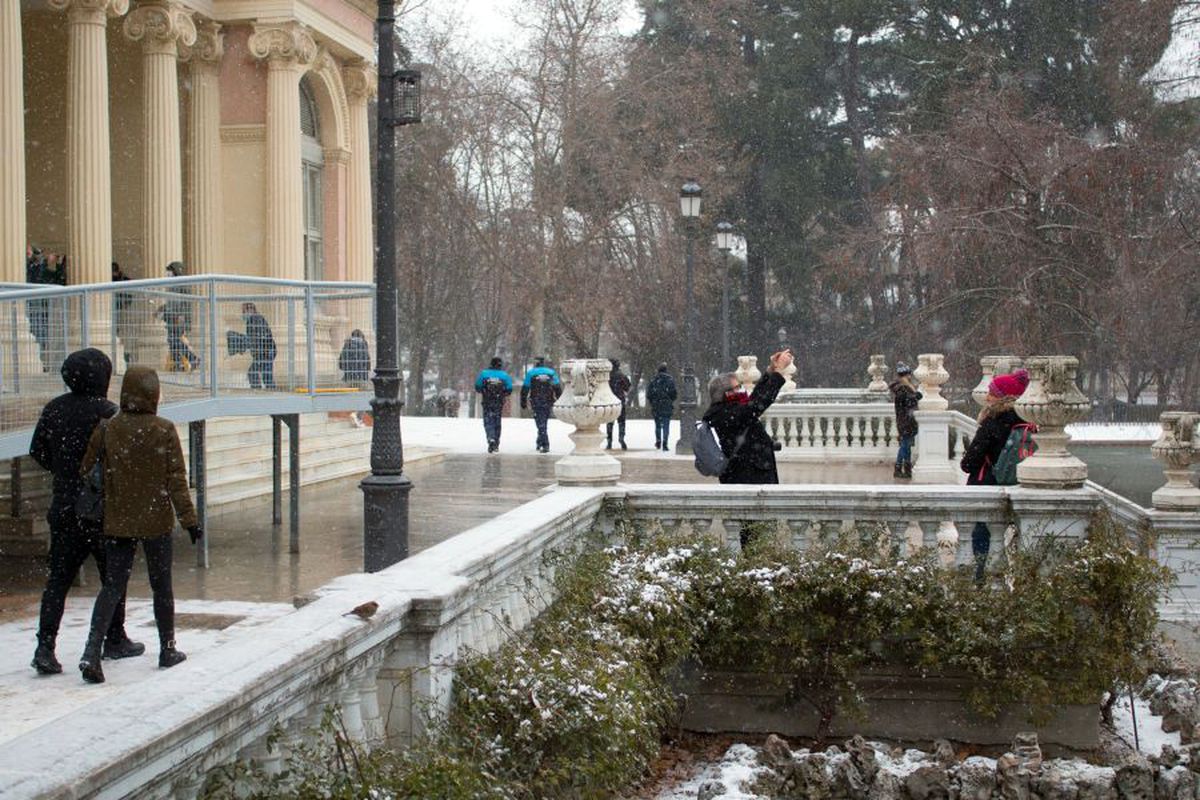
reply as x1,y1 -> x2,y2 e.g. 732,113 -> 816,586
0,1 -> 26,283
182,21 -> 223,273
124,2 -> 195,276
343,62 -> 376,286
911,353 -> 959,484
249,22 -> 316,281
49,0 -> 130,286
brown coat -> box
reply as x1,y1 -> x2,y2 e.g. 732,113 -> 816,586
81,366 -> 197,538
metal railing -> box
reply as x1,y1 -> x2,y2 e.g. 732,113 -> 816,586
0,275 -> 375,437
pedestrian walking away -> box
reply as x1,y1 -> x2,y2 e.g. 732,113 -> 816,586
77,366 -> 203,684
475,357 -> 514,452
889,363 -> 922,479
606,358 -> 631,450
338,329 -> 372,426
702,350 -> 792,547
29,349 -> 143,676
646,364 -> 678,451
520,357 -> 562,453
960,368 -> 1030,584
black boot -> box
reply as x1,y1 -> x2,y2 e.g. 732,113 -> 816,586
103,635 -> 146,660
159,640 -> 187,669
605,440 -> 612,450
32,641 -> 62,675
79,634 -> 105,684
894,464 -> 905,479
620,439 -> 627,450
903,461 -> 914,479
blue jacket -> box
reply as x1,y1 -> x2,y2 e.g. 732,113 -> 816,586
520,366 -> 562,408
475,368 -> 513,409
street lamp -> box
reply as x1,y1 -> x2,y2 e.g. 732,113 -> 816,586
676,180 -> 702,455
715,221 -> 735,370
362,0 -> 422,573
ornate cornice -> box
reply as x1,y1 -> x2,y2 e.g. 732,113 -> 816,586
324,147 -> 351,166
179,19 -> 224,67
342,61 -> 377,104
220,124 -> 266,144
248,21 -> 317,69
47,0 -> 130,25
123,1 -> 196,56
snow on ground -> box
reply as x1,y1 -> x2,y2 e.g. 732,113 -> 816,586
1111,692 -> 1182,758
1066,423 -> 1161,443
652,743 -> 770,800
0,598 -> 291,746
402,415 -> 690,458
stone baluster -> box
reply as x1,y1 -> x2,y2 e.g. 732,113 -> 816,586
242,738 -> 283,777
124,1 -> 195,273
936,521 -> 960,568
1014,356 -> 1091,489
171,768 -> 207,800
867,354 -> 889,392
357,664 -> 385,746
182,21 -> 224,272
1151,412 -> 1200,510
338,675 -> 367,741
912,354 -> 959,483
973,355 -> 1024,408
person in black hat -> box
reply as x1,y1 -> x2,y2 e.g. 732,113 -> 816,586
889,363 -> 922,479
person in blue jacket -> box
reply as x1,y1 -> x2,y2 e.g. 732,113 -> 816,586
520,357 -> 563,453
474,357 -> 514,453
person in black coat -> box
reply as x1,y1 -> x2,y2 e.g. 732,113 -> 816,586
605,358 -> 631,451
338,330 -> 372,385
159,262 -> 199,371
29,348 -> 143,675
646,364 -> 677,451
703,349 -> 792,486
960,369 -> 1030,584
240,303 -> 276,389
889,363 -> 922,479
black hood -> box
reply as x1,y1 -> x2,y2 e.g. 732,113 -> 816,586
61,348 -> 113,398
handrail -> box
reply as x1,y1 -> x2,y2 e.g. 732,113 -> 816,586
0,274 -> 374,300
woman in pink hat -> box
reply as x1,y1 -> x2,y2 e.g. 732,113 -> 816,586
959,368 -> 1030,583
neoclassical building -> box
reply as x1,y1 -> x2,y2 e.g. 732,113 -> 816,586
2,0 -> 377,286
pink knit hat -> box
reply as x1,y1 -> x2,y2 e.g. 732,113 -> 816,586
988,368 -> 1030,398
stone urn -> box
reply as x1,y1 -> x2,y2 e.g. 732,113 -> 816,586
867,355 -> 889,393
973,355 -> 1024,408
780,357 -> 798,392
552,358 -> 623,485
913,354 -> 950,411
735,355 -> 761,392
1151,412 -> 1200,510
1013,356 -> 1091,489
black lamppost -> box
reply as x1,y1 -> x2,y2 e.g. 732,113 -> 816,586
675,180 -> 702,455
362,0 -> 421,573
715,221 -> 735,370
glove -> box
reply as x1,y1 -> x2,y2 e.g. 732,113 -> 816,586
187,525 -> 204,544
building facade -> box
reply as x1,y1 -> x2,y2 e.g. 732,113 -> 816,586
3,0 -> 377,286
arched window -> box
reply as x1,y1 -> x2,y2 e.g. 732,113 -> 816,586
300,79 -> 324,281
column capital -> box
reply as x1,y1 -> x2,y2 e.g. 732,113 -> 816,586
48,0 -> 129,24
249,21 -> 317,70
343,61 -> 378,103
123,1 -> 197,57
180,19 -> 223,68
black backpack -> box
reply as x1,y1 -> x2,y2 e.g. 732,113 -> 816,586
482,377 -> 507,403
694,421 -> 746,478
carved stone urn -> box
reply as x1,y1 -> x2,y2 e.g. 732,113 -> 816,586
1151,412 -> 1200,510
1014,356 -> 1091,489
913,353 -> 949,411
552,358 -> 623,485
735,355 -> 761,392
867,355 -> 889,393
973,355 -> 1024,408
780,357 -> 798,392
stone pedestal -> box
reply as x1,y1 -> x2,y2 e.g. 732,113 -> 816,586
1015,356 -> 1090,490
973,355 -> 1023,408
914,353 -> 949,411
912,411 -> 961,484
735,355 -> 761,392
554,358 -> 622,486
1152,412 -> 1200,510
867,354 -> 889,393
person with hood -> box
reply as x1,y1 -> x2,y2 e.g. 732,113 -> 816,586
960,369 -> 1031,584
338,329 -> 371,387
240,302 -> 276,389
519,357 -> 562,453
29,349 -> 143,675
889,363 -> 923,479
605,359 -> 631,451
475,357 -> 514,453
77,366 -> 202,684
645,364 -> 677,451
158,261 -> 198,371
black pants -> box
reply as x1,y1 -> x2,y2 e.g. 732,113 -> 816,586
37,507 -> 127,647
606,404 -> 627,444
654,413 -> 672,447
167,327 -> 196,370
249,358 -> 275,389
87,534 -> 175,654
532,404 -> 552,450
483,405 -> 503,444
971,522 -> 991,584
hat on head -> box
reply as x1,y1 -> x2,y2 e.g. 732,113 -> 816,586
657,363 -> 668,373
989,371 -> 1028,399
895,362 -> 913,376
165,261 -> 184,276
535,356 -> 546,367
489,357 -> 503,369
610,358 -> 620,369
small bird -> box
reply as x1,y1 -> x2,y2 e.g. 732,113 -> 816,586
343,601 -> 379,621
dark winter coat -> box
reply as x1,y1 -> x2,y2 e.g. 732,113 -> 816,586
81,367 -> 197,538
245,312 -> 276,362
703,371 -> 786,485
889,379 -> 922,438
475,368 -> 514,410
29,349 -> 118,516
339,336 -> 371,382
609,369 -> 631,404
646,372 -> 677,416
520,366 -> 562,409
161,285 -> 192,333
960,407 -> 1024,486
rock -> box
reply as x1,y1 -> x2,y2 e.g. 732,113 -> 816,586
906,764 -> 951,799
787,753 -> 831,800
1153,765 -> 1195,800
933,740 -> 956,768
868,769 -> 905,800
830,753 -> 870,800
1142,675 -> 1166,701
954,757 -> 997,800
996,753 -> 1034,800
1011,733 -> 1044,773
761,734 -> 794,770
1153,745 -> 1182,769
1114,759 -> 1154,799
696,779 -> 724,800
846,735 -> 880,785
